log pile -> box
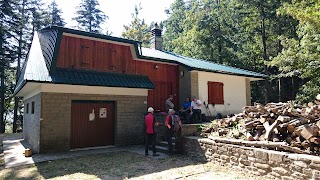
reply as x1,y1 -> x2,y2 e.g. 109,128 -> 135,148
202,97 -> 320,155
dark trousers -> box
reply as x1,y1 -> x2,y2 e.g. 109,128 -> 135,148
192,109 -> 201,123
166,130 -> 174,153
145,133 -> 156,154
166,129 -> 182,154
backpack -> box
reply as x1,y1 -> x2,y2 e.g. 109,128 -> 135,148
171,115 -> 181,132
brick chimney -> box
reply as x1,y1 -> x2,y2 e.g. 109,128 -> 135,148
150,23 -> 163,50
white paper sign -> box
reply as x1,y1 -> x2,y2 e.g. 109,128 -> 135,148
89,109 -> 95,121
99,108 -> 107,118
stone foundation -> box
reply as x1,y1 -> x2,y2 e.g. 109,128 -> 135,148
183,137 -> 320,180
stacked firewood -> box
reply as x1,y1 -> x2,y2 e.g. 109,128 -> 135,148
202,95 -> 320,154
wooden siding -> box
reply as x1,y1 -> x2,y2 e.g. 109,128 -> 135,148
56,35 -> 134,74
135,61 -> 179,111
57,35 -> 179,111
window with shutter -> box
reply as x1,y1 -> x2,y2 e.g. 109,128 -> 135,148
208,82 -> 224,104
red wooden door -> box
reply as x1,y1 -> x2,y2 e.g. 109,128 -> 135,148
148,81 -> 173,112
71,101 -> 114,149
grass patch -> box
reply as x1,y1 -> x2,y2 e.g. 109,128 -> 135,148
0,152 -> 200,179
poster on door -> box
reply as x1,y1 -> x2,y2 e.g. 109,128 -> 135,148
89,109 -> 95,121
99,108 -> 107,118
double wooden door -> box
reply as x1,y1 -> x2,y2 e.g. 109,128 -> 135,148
70,101 -> 114,149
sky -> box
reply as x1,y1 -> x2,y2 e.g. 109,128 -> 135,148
44,0 -> 175,37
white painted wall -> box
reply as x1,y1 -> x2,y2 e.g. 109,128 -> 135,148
197,72 -> 247,116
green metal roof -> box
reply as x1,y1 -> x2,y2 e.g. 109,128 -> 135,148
52,68 -> 154,89
14,31 -> 154,95
15,26 -> 266,96
140,48 -> 267,78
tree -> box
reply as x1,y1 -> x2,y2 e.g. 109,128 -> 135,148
73,0 -> 107,33
0,0 -> 18,133
47,0 -> 65,26
271,0 -> 320,103
163,0 -> 186,51
11,0 -> 49,132
121,4 -> 151,47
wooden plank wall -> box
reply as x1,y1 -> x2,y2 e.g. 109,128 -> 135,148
56,35 -> 179,111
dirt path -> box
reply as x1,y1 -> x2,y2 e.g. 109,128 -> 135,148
0,151 -> 266,179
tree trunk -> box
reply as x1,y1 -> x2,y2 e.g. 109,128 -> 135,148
0,61 -> 5,133
13,0 -> 26,133
260,0 -> 269,103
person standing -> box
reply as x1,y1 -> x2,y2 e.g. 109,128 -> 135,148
165,109 -> 182,154
165,95 -> 174,111
191,96 -> 202,123
145,107 -> 159,156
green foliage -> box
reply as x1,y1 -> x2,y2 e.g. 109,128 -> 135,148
121,4 -> 151,47
271,0 -> 320,103
73,0 -> 107,33
47,0 -> 66,26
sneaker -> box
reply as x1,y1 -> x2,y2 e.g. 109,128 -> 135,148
153,153 -> 160,156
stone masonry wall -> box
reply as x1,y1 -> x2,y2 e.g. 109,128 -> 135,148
23,93 -> 41,153
190,71 -> 199,98
179,65 -> 191,105
183,137 -> 320,180
40,92 -> 147,153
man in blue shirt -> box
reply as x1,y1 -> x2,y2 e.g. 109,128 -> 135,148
180,97 -> 191,123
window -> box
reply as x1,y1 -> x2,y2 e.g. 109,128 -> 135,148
31,101 -> 35,114
26,103 -> 29,114
208,81 -> 224,104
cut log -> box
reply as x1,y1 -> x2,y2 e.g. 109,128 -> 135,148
316,120 -> 320,129
260,117 -> 267,124
316,94 -> 320,101
277,116 -> 291,123
263,120 -> 280,140
254,129 -> 263,141
246,132 -> 254,141
309,137 -> 320,144
300,125 -> 318,140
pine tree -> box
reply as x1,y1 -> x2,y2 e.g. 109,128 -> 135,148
11,0 -> 50,132
121,4 -> 151,47
48,0 -> 65,26
0,0 -> 18,133
73,0 -> 107,33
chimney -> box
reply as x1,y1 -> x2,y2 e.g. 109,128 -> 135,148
150,23 -> 163,50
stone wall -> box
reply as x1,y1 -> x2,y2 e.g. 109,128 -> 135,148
179,65 -> 191,104
23,93 -> 41,153
183,137 -> 320,180
38,92 -> 147,153
190,71 -> 199,98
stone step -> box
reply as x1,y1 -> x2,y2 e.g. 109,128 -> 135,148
150,145 -> 168,153
157,140 -> 175,147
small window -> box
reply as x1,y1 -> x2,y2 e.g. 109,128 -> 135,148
26,103 -> 29,114
208,81 -> 224,104
31,101 -> 35,114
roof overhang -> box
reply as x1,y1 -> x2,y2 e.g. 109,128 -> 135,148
16,82 -> 149,100
190,69 -> 266,80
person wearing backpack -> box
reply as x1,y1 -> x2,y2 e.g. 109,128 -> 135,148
165,109 -> 182,154
145,107 -> 159,156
